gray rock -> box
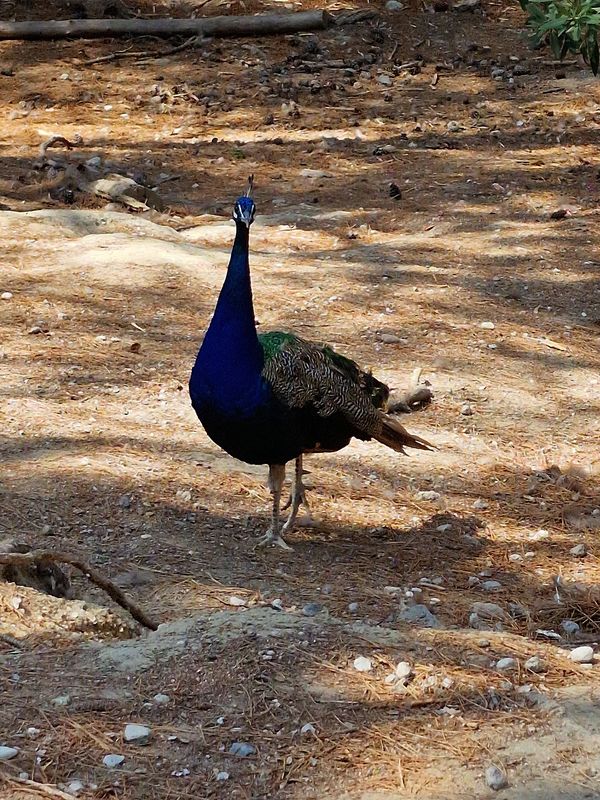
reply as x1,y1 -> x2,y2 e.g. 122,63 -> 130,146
528,529 -> 549,541
454,0 -> 480,9
561,619 -> 580,636
103,754 -> 125,768
118,494 -> 132,509
0,746 -> 18,760
496,657 -> 517,672
153,693 -> 170,705
67,781 -> 85,795
51,694 -> 71,706
471,602 -> 508,621
376,74 -> 393,86
378,332 -> 404,344
216,771 -> 229,781
570,543 -> 587,557
399,604 -> 441,628
508,602 -> 528,619
385,0 -> 404,9
524,655 -> 545,673
394,661 -> 412,679
353,656 -> 373,672
229,741 -> 256,757
481,580 -> 503,592
461,403 -> 474,416
348,602 -> 359,613
512,63 -> 530,75
569,645 -> 594,664
414,490 -> 441,502
473,498 -> 489,510
485,765 -> 508,790
302,602 -> 323,617
124,724 -> 151,744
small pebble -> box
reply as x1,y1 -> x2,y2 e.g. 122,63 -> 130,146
353,656 -> 373,672
481,580 -> 503,592
378,332 -> 404,344
508,553 -> 523,562
415,490 -> 441,502
153,693 -> 170,705
124,724 -> 151,744
561,619 -> 580,636
348,602 -> 359,613
103,754 -> 125,769
524,655 -> 545,673
118,494 -> 132,509
495,657 -> 517,672
51,694 -> 71,706
399,604 -> 441,628
385,0 -> 404,8
67,781 -> 85,795
569,645 -> 594,664
1,291 -> 13,300
377,74 -> 393,86
229,741 -> 256,757
447,120 -> 462,132
300,723 -> 316,735
529,529 -> 549,541
302,602 -> 323,617
0,746 -> 18,760
299,168 -> 329,179
473,499 -> 489,510
228,595 -> 247,607
485,765 -> 508,790
461,403 -> 473,416
394,661 -> 412,679
216,771 -> 229,781
570,543 -> 587,557
480,321 -> 495,329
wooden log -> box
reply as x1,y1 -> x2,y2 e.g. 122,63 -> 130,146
0,10 -> 332,41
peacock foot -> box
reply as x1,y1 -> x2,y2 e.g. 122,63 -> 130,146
255,528 -> 294,551
282,485 -> 309,511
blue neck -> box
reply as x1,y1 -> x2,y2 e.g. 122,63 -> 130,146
194,222 -> 264,397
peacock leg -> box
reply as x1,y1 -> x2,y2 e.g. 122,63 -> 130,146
282,455 -> 312,534
256,464 -> 293,550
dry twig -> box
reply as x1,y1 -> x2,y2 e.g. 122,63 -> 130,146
0,550 -> 158,630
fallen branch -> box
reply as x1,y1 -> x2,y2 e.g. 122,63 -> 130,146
0,10 -> 332,41
35,134 -> 83,167
0,550 -> 158,631
388,367 -> 434,414
80,34 -> 201,66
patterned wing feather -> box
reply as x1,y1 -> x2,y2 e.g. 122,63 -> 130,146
259,332 -> 433,454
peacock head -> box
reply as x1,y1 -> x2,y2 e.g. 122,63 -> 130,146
232,174 -> 256,228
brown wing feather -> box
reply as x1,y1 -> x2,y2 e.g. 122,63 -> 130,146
262,336 -> 434,453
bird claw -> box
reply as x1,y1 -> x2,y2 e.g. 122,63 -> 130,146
255,530 -> 294,551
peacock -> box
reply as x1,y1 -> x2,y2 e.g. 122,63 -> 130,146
189,177 -> 434,549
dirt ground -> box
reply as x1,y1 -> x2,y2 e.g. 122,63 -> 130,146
1,0 -> 600,798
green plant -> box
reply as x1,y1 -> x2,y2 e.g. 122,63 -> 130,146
519,0 -> 600,74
